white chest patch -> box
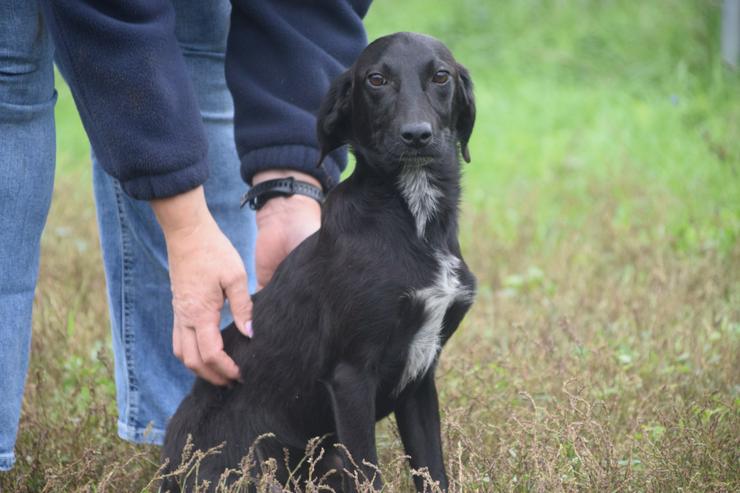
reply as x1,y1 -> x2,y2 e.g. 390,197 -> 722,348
394,253 -> 473,395
398,165 -> 443,238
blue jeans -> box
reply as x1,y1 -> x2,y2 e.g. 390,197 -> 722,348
0,0 -> 256,471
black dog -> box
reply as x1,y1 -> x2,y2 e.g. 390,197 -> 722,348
162,32 -> 476,492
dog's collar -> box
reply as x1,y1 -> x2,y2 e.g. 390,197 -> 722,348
240,177 -> 325,211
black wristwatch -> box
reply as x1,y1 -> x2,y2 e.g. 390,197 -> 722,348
240,177 -> 325,211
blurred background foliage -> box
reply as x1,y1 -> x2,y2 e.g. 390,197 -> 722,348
55,1 -> 739,258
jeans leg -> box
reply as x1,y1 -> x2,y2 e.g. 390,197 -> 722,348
91,0 -> 256,445
92,161 -> 188,444
0,0 -> 56,471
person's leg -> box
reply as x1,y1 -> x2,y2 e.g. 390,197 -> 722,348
91,0 -> 256,445
0,0 -> 56,471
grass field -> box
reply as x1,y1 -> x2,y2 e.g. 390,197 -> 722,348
2,0 -> 738,491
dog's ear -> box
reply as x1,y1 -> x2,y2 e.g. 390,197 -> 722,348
317,69 -> 353,166
455,63 -> 475,163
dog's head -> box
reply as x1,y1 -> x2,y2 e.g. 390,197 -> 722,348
317,32 -> 475,172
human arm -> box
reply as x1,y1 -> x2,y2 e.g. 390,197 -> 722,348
226,0 -> 371,190
151,187 -> 252,386
251,170 -> 322,288
40,1 -> 251,384
226,0 -> 371,287
40,0 -> 210,200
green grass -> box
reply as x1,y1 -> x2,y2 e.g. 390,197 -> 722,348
55,73 -> 90,178
3,0 -> 738,491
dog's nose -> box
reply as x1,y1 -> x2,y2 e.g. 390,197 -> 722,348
400,122 -> 432,148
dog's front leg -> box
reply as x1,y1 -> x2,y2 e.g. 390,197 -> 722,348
395,365 -> 449,492
325,362 -> 382,492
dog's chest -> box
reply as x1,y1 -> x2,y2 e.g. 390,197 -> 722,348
394,253 -> 473,394
397,166 -> 443,238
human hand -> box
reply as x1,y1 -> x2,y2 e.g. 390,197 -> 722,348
151,186 -> 252,386
252,170 -> 322,289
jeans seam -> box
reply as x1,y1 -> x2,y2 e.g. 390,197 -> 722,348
117,420 -> 166,446
112,179 -> 140,429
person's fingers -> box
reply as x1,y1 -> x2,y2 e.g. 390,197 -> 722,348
180,326 -> 229,386
158,208 -> 252,385
223,271 -> 252,336
179,328 -> 200,372
197,364 -> 229,386
195,323 -> 240,381
172,322 -> 183,361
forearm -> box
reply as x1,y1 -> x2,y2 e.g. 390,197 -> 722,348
151,186 -> 214,240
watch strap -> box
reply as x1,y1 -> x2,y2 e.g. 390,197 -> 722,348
240,177 -> 325,210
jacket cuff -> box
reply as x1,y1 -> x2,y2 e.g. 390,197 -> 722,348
240,145 -> 345,191
119,158 -> 210,200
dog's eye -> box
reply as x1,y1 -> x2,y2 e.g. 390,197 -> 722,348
432,70 -> 450,84
367,73 -> 387,87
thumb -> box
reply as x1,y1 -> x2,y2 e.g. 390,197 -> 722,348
224,273 -> 253,337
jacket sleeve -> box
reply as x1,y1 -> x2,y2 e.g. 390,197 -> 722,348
40,1 -> 210,200
226,0 -> 371,190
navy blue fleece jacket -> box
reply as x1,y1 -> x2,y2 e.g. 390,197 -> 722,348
41,0 -> 370,200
